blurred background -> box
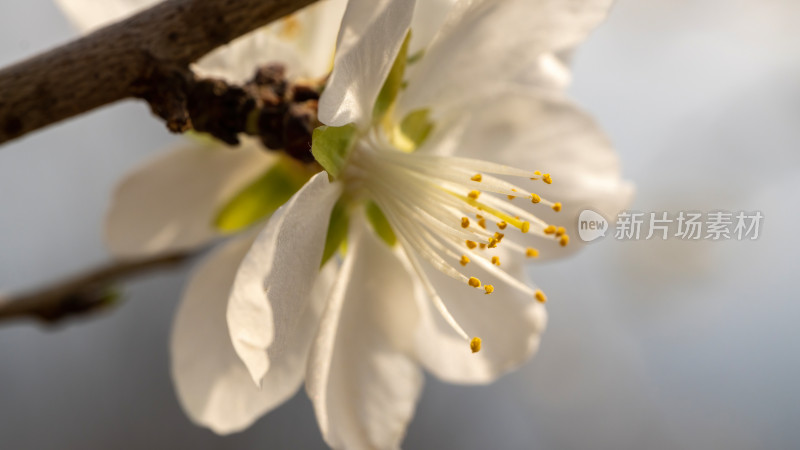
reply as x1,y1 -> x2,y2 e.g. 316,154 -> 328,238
1,0 -> 799,448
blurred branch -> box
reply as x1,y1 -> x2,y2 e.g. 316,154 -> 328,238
0,252 -> 195,325
0,0 -> 316,145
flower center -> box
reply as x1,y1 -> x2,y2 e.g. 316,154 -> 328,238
340,129 -> 568,350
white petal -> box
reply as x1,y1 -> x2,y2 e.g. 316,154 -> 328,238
227,173 -> 342,385
410,251 -> 547,384
430,91 -> 633,258
306,220 -> 423,450
194,0 -> 347,82
56,0 -> 346,83
318,0 -> 417,127
105,140 -> 276,258
408,0 -> 456,55
517,52 -> 574,90
398,0 -> 613,117
55,0 -> 158,33
171,233 -> 337,434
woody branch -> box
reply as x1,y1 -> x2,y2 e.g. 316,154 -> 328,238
0,0 -> 317,145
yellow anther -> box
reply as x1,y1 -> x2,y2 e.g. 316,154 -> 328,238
526,248 -> 540,258
475,214 -> 484,219
555,226 -> 566,237
497,221 -> 507,230
461,217 -> 470,229
468,277 -> 481,288
535,290 -> 547,303
534,170 -> 542,176
479,243 -> 487,249
542,173 -> 553,184
552,202 -> 562,212
491,256 -> 501,266
470,337 -> 482,353
484,285 -> 494,294
466,240 -> 477,249
488,238 -> 498,249
521,221 -> 531,233
560,235 -> 570,247
478,218 -> 487,229
544,225 -> 557,235
493,232 -> 505,242
507,195 -> 516,200
471,174 -> 483,182
530,194 -> 541,204
468,190 -> 481,200
460,255 -> 470,266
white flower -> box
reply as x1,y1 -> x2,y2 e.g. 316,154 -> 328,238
59,0 -> 632,446
183,0 -> 630,447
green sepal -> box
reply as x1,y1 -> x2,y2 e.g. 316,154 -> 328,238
214,157 -> 311,233
366,201 -> 397,247
321,199 -> 350,266
372,32 -> 412,123
397,108 -> 434,151
311,124 -> 358,179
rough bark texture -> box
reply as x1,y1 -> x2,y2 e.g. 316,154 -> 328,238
0,0 -> 316,144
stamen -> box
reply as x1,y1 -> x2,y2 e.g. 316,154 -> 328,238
391,231 -> 471,340
453,192 -> 534,234
470,337 -> 482,353
345,138 -> 573,352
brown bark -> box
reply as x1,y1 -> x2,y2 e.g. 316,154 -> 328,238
0,0 -> 316,144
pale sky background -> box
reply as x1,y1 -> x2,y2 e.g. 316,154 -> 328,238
1,0 -> 799,449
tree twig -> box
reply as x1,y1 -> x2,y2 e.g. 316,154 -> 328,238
0,251 -> 196,325
0,0 -> 316,145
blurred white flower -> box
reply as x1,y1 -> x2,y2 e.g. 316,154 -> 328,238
55,0 -> 347,256
171,0 -> 632,447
